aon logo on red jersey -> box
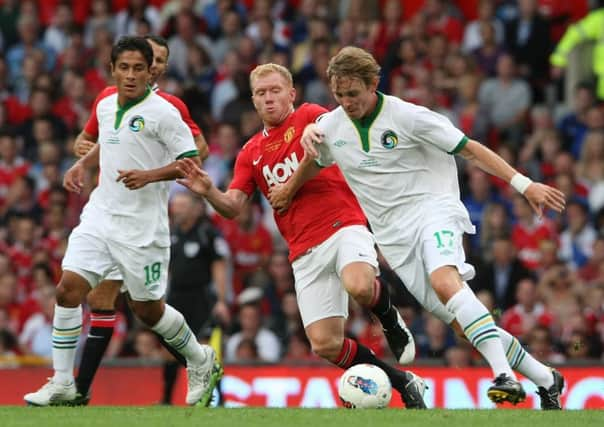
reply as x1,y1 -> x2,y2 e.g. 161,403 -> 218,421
262,152 -> 300,187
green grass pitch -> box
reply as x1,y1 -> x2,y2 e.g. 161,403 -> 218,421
0,407 -> 602,427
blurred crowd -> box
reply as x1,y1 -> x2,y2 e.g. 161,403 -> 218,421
1,0 -> 604,368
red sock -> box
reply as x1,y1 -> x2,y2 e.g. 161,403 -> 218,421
334,338 -> 359,369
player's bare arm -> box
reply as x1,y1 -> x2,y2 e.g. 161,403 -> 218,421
194,134 -> 210,161
63,143 -> 101,193
267,152 -> 321,214
176,157 -> 248,218
73,130 -> 98,158
116,155 -> 201,190
459,139 -> 566,217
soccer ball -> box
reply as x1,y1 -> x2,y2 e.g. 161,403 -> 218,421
338,363 -> 392,408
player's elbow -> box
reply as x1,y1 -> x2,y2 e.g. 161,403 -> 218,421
198,146 -> 209,161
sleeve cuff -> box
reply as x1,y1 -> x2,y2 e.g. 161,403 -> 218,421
176,149 -> 199,160
448,136 -> 469,154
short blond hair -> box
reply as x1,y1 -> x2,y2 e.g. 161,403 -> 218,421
327,46 -> 381,87
250,63 -> 293,90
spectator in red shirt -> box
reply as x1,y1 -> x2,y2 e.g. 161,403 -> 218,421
7,215 -> 38,296
511,192 -> 557,270
368,0 -> 406,63
213,199 -> 273,296
0,271 -> 21,334
526,324 -> 565,364
423,0 -> 463,45
500,278 -> 553,340
0,131 -> 30,212
52,73 -> 90,132
578,236 -> 604,284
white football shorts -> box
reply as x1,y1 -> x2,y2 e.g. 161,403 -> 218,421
62,221 -> 169,301
389,214 -> 476,324
292,225 -> 378,327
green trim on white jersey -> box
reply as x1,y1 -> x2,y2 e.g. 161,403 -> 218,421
350,91 -> 384,152
448,135 -> 469,154
176,149 -> 200,159
114,86 -> 152,129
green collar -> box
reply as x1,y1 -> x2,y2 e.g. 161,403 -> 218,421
114,86 -> 152,129
350,91 -> 384,152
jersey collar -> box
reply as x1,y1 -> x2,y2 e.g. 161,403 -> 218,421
114,85 -> 152,129
350,91 -> 384,153
352,91 -> 383,129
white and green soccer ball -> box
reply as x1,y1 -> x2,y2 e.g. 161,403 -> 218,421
338,363 -> 392,409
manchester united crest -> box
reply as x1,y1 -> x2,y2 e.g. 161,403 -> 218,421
284,126 -> 295,143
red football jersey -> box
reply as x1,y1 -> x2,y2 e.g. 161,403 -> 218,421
511,220 -> 557,270
83,86 -> 201,137
212,213 -> 274,296
229,103 -> 367,261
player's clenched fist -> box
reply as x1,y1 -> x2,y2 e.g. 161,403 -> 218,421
116,169 -> 151,190
300,123 -> 324,157
74,139 -> 96,158
63,161 -> 85,193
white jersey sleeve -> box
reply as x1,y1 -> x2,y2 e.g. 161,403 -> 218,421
314,112 -> 336,167
410,106 -> 467,154
157,105 -> 198,160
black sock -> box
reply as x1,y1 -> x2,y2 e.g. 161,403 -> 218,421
161,361 -> 179,404
75,310 -> 115,396
155,332 -> 187,367
335,338 -> 407,391
369,279 -> 398,330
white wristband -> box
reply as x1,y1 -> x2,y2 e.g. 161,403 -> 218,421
510,173 -> 532,194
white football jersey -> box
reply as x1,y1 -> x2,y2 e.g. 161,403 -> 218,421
315,93 -> 473,267
83,87 -> 197,247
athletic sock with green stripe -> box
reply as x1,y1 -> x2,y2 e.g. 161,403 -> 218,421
151,304 -> 206,365
52,304 -> 82,385
445,288 -> 515,378
497,327 -> 554,388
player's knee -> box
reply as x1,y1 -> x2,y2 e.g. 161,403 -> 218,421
309,335 -> 343,361
346,279 -> 373,305
56,281 -> 84,307
342,267 -> 374,306
430,267 -> 462,303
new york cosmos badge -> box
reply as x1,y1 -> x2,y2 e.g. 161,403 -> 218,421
129,115 -> 145,132
381,130 -> 398,149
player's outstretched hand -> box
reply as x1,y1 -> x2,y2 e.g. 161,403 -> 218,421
524,182 -> 566,218
176,157 -> 212,196
268,183 -> 293,215
116,169 -> 151,190
74,139 -> 96,158
300,123 -> 323,158
63,161 -> 84,193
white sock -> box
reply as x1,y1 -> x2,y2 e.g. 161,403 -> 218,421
152,304 -> 207,366
497,327 -> 554,388
446,288 -> 515,378
52,305 -> 82,385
